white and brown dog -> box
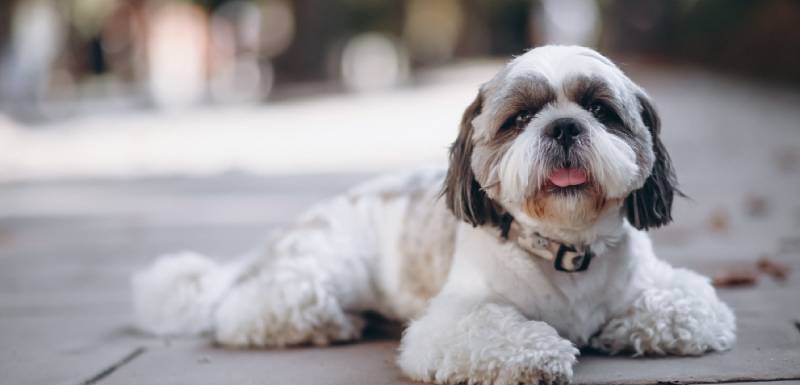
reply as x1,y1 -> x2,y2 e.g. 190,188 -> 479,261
133,45 -> 735,385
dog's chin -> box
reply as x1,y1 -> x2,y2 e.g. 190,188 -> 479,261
541,180 -> 591,196
523,179 -> 620,228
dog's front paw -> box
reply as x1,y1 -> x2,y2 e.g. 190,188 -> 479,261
399,303 -> 577,385
401,334 -> 576,385
531,338 -> 578,385
591,287 -> 736,356
503,335 -> 577,385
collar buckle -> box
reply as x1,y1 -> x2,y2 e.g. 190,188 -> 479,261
554,244 -> 594,272
497,218 -> 596,273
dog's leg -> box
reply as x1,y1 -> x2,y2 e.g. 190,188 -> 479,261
212,198 -> 380,347
591,261 -> 736,356
212,253 -> 369,347
132,251 -> 246,336
398,294 -> 578,385
132,248 -> 369,347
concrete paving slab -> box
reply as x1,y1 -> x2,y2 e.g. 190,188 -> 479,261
0,313 -> 137,385
570,268 -> 800,384
105,339 -> 415,385
0,176 -> 365,385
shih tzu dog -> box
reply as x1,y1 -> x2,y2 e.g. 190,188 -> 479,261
133,45 -> 735,384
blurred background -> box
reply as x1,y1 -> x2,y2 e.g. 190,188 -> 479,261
2,3 -> 800,383
0,0 -> 799,180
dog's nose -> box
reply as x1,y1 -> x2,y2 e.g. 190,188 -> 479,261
545,118 -> 584,150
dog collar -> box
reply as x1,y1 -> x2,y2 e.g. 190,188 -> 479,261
502,220 -> 594,273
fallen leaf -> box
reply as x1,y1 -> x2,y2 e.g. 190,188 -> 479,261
712,268 -> 758,288
757,256 -> 791,281
775,146 -> 800,173
743,195 -> 768,218
708,208 -> 729,232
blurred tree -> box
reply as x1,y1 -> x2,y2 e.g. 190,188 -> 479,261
0,0 -> 15,53
458,0 -> 532,58
273,0 -> 404,84
600,0 -> 800,85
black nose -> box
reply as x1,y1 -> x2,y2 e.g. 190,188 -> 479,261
545,118 -> 584,150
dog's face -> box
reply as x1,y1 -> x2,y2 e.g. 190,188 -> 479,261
445,46 -> 677,231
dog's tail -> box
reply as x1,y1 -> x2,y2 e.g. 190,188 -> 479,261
131,251 -> 243,336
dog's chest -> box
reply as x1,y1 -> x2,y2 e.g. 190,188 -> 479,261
489,245 -> 630,345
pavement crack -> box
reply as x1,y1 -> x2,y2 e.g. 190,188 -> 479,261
794,319 -> 800,334
78,346 -> 146,385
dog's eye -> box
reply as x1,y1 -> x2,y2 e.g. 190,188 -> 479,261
499,110 -> 535,132
588,102 -> 608,119
587,101 -> 621,125
515,110 -> 533,129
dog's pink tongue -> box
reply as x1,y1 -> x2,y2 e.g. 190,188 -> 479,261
549,168 -> 587,187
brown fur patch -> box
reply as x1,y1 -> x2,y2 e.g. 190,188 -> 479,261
563,75 -> 620,110
524,184 -> 622,227
398,192 -> 456,302
443,90 -> 507,228
490,74 -> 556,139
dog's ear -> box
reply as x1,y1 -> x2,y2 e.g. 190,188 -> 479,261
625,93 -> 680,230
443,91 -> 504,227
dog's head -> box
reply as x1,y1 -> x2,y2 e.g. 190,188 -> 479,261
444,45 -> 677,232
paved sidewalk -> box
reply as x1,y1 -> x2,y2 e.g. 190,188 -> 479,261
1,66 -> 800,384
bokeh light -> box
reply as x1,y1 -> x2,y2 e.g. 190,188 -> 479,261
147,2 -> 208,109
404,0 -> 464,64
259,0 -> 295,58
2,0 -> 63,111
536,0 -> 600,46
340,33 -> 408,92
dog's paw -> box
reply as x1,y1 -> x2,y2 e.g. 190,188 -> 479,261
407,340 -> 576,385
494,345 -> 575,385
531,340 -> 577,385
503,334 -> 577,385
213,271 -> 364,348
399,304 -> 577,385
591,287 -> 736,356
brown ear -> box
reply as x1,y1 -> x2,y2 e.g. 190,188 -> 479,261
443,91 -> 505,227
625,93 -> 680,230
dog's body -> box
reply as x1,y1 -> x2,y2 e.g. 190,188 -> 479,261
133,46 -> 735,384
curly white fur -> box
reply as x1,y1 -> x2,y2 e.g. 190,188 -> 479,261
591,263 -> 736,356
131,251 -> 234,335
399,301 -> 578,385
213,256 -> 366,347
